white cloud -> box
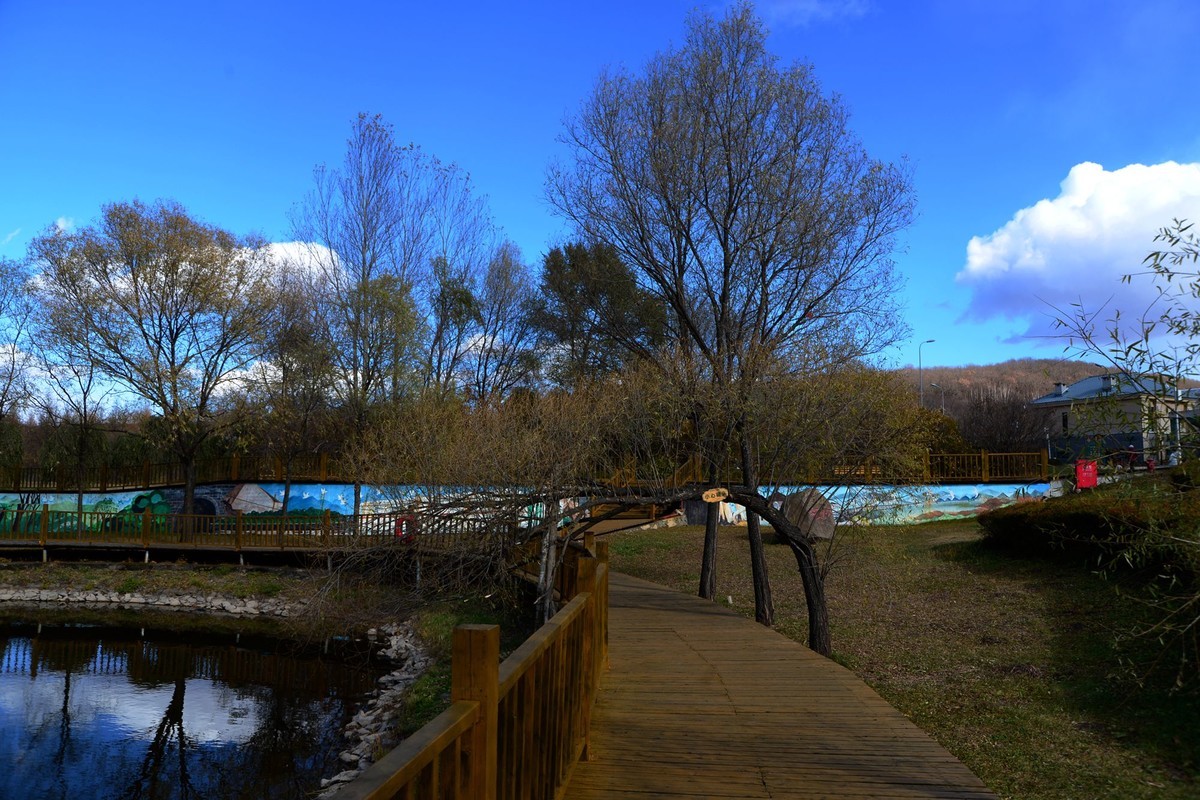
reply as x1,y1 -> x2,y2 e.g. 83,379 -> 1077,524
759,0 -> 870,27
2,228 -> 18,246
956,161 -> 1200,341
54,216 -> 74,232
262,240 -> 339,283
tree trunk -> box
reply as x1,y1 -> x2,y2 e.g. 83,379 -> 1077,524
783,530 -> 831,654
733,490 -> 830,656
282,456 -> 293,514
740,436 -> 774,626
699,500 -> 719,600
536,503 -> 560,622
181,457 -> 197,543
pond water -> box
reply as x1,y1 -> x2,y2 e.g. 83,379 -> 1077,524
0,610 -> 387,799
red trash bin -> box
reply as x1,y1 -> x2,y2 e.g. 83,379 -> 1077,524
1075,459 -> 1098,490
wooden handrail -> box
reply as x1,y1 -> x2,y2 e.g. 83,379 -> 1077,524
341,701 -> 481,799
0,454 -> 344,494
345,540 -> 610,799
0,508 -> 492,555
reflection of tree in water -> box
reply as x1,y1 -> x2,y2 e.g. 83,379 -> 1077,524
120,676 -> 199,800
2,622 -> 380,800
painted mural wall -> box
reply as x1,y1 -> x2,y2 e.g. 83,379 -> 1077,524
0,480 -> 1060,531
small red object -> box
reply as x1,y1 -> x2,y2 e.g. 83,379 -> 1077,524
395,514 -> 417,542
1075,459 -> 1098,490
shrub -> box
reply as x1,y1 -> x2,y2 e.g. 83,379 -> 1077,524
978,474 -> 1200,581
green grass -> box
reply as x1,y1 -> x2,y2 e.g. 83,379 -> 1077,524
607,521 -> 1199,800
395,596 -> 537,735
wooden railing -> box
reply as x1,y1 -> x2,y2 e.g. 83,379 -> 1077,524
0,506 -> 490,554
342,539 -> 610,800
0,454 -> 340,494
925,451 -> 1048,483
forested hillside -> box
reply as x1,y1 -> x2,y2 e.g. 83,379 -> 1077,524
895,358 -> 1103,452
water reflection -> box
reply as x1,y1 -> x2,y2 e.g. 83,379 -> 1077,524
0,617 -> 385,799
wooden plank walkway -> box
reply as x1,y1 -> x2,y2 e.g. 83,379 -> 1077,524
564,572 -> 996,800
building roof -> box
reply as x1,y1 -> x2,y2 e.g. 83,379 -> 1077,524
1030,373 -> 1179,406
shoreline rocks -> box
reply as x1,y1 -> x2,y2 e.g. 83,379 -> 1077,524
0,586 -> 302,616
318,623 -> 433,797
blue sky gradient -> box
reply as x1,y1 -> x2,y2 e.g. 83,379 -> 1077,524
3,0 -> 1199,368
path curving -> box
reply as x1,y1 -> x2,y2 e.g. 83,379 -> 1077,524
564,572 -> 995,799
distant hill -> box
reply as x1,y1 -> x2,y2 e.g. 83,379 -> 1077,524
896,358 -> 1105,404
894,358 -> 1106,451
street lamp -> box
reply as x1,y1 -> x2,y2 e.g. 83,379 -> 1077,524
918,339 -> 935,408
929,382 -> 945,413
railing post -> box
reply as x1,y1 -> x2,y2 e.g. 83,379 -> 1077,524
981,450 -> 990,482
142,507 -> 151,549
235,510 -> 244,552
577,555 -> 598,760
142,460 -> 150,490
39,504 -> 49,547
100,464 -> 108,493
322,509 -> 331,550
923,450 -> 931,483
452,625 -> 499,800
1041,449 -> 1049,481
274,457 -> 283,481
595,540 -> 610,670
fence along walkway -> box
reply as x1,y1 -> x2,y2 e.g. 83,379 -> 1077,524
564,572 -> 995,799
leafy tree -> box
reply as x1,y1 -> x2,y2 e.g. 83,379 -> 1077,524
548,3 -> 913,643
532,241 -> 667,387
29,199 -> 273,515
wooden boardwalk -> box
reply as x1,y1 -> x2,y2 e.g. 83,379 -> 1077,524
564,573 -> 995,800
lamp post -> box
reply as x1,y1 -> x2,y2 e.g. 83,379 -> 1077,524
929,382 -> 945,413
918,339 -> 935,408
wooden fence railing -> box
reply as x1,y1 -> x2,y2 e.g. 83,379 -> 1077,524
341,539 -> 610,800
0,507 -> 489,554
0,454 -> 340,494
925,451 -> 1048,483
2,449 -> 1051,497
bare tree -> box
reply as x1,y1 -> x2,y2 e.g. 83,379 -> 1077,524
293,114 -> 427,514
293,114 -> 497,509
243,260 -> 336,512
548,3 -> 914,627
467,241 -> 539,404
25,334 -> 112,517
28,199 -> 273,515
0,258 -> 32,444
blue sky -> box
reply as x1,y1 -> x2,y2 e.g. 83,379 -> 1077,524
3,0 -> 1199,370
